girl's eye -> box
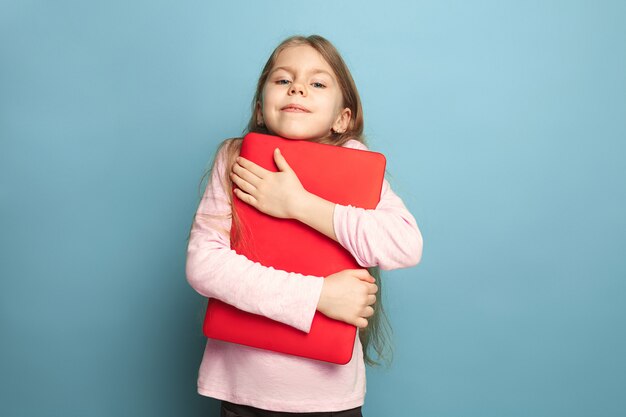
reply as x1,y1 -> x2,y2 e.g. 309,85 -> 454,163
276,79 -> 291,85
312,82 -> 326,88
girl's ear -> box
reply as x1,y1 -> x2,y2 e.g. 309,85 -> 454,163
256,101 -> 264,126
332,107 -> 352,134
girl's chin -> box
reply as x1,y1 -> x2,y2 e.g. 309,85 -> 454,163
266,129 -> 327,141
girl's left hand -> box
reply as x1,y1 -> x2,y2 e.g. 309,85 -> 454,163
230,148 -> 308,220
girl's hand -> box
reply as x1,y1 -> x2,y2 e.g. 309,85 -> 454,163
317,269 -> 378,329
231,148 -> 309,219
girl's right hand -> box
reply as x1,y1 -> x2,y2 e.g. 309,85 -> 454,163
317,269 -> 378,329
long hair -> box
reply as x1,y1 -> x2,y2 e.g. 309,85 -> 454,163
194,35 -> 393,367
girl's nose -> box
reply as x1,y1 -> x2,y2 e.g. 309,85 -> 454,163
289,82 -> 306,96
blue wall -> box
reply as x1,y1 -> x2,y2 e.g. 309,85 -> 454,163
1,1 -> 625,416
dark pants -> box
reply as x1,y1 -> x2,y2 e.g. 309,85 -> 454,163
220,401 -> 364,417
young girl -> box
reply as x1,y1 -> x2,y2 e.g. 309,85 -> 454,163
186,35 -> 423,416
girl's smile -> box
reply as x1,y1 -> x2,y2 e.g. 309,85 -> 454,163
281,103 -> 311,113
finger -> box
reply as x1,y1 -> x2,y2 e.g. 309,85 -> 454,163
362,306 -> 375,318
354,270 -> 375,282
356,274 -> 374,283
233,188 -> 258,207
356,317 -> 368,329
230,171 -> 256,194
359,269 -> 375,281
236,156 -> 269,179
273,148 -> 293,172
232,162 -> 262,187
367,294 -> 377,305
368,283 -> 378,295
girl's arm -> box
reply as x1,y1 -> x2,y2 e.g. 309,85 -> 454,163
332,177 -> 423,270
295,140 -> 423,271
186,146 -> 324,334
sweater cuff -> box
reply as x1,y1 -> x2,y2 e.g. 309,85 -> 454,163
332,203 -> 348,251
294,275 -> 325,333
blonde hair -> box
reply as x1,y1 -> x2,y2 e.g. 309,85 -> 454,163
195,35 -> 393,367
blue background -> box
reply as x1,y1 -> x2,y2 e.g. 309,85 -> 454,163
1,1 -> 625,416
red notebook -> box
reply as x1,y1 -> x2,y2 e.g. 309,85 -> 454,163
203,132 -> 386,364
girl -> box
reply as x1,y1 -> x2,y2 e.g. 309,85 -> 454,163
186,35 -> 423,416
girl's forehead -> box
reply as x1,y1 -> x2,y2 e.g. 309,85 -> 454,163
272,44 -> 333,73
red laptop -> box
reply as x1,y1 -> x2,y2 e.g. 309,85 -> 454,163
203,132 -> 386,364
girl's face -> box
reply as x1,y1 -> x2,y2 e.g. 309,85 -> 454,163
258,45 -> 351,141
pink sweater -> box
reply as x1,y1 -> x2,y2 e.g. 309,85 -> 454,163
186,139 -> 423,412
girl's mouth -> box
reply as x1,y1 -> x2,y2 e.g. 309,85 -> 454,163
281,104 -> 311,113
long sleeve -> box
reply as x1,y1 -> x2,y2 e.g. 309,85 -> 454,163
332,141 -> 424,271
185,145 -> 324,333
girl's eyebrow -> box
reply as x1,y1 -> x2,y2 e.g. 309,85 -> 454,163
270,66 -> 333,78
